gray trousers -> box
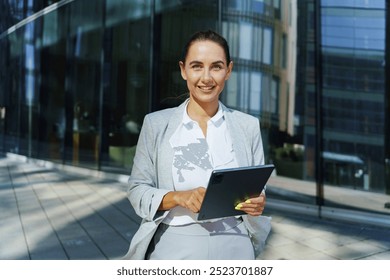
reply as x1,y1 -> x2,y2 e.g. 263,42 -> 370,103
146,217 -> 255,260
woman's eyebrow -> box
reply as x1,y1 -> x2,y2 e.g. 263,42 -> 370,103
211,60 -> 225,65
189,60 -> 203,65
188,60 -> 225,65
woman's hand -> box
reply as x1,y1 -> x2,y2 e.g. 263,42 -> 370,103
234,192 -> 266,216
159,187 -> 206,213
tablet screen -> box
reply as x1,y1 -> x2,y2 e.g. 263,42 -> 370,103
197,164 -> 274,221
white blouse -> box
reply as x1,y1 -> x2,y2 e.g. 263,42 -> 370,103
163,101 -> 238,225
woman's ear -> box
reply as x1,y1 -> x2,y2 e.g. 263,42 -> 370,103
179,61 -> 187,80
225,61 -> 233,80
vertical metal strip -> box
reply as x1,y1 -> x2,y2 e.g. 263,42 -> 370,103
148,0 -> 155,113
218,0 -> 222,33
97,0 -> 107,171
385,0 -> 390,195
314,0 -> 324,215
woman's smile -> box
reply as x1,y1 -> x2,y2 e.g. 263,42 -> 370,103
198,85 -> 215,92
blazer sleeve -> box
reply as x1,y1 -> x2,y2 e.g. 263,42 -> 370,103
244,117 -> 271,258
251,118 -> 265,166
250,117 -> 267,193
127,115 -> 170,222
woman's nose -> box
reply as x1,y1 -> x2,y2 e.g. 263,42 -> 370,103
201,69 -> 212,82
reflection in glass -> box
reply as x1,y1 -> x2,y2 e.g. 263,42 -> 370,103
0,0 -> 389,218
101,0 -> 152,172
321,1 -> 386,195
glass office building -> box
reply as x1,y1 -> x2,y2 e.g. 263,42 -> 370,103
0,0 -> 389,224
320,1 -> 388,203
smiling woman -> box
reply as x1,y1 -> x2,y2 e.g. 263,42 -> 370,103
179,39 -> 233,136
123,30 -> 270,260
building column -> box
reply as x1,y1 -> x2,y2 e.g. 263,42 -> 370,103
385,0 -> 390,194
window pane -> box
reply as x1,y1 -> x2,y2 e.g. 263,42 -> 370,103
263,28 -> 272,64
239,22 -> 252,60
101,0 -> 152,172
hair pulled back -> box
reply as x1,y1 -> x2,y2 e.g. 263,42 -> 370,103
181,30 -> 231,64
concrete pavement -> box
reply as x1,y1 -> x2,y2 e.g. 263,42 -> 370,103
1,154 -> 390,260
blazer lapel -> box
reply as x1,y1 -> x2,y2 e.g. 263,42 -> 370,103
222,104 -> 251,167
157,101 -> 187,191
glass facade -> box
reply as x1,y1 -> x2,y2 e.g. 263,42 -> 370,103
0,0 -> 389,222
320,0 -> 388,212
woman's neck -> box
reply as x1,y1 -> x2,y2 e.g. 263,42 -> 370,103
187,99 -> 219,122
187,99 -> 219,138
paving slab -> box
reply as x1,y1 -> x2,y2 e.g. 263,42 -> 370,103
1,155 -> 390,260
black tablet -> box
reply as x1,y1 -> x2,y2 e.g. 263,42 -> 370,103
197,164 -> 275,221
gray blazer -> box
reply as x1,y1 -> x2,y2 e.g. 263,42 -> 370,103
123,100 -> 269,260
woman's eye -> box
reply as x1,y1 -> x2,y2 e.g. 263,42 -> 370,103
212,65 -> 222,70
192,65 -> 202,70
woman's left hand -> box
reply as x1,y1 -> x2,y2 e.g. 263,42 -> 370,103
235,192 -> 266,216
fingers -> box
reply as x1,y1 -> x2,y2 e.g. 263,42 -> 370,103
235,193 -> 266,216
177,187 -> 206,213
187,187 -> 206,212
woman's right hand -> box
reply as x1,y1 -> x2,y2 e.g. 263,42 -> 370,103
159,187 -> 206,213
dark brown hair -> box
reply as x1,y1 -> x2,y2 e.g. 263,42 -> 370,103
180,30 -> 231,64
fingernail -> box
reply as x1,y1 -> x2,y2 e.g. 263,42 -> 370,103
245,199 -> 251,204
235,203 -> 243,210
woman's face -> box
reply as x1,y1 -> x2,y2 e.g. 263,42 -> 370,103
179,40 -> 233,106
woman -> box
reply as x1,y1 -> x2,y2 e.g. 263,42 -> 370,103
123,30 -> 270,260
